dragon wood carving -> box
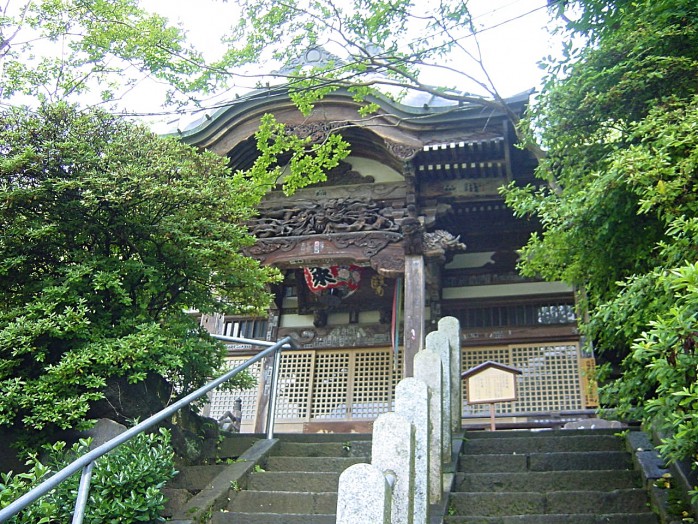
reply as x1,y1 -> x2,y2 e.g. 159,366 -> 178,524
248,197 -> 405,238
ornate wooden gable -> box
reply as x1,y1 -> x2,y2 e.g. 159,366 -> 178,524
245,160 -> 410,277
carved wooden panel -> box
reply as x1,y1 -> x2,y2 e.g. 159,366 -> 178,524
248,197 -> 403,238
279,324 -> 392,349
244,232 -> 404,273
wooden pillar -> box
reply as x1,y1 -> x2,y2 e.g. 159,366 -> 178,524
403,254 -> 425,377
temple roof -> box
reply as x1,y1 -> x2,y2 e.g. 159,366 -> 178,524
162,85 -> 532,152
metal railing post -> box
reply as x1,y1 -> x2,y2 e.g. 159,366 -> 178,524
265,346 -> 283,439
71,461 -> 95,524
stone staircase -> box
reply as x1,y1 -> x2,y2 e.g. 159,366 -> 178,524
163,433 -> 371,523
164,428 -> 681,523
213,434 -> 371,523
444,429 -> 660,524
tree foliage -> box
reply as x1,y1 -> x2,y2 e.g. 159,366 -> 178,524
0,0 -> 209,107
0,0 -> 536,118
209,0 -> 530,127
0,103 -> 348,451
503,0 -> 698,467
0,430 -> 176,523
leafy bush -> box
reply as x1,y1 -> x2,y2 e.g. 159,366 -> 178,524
0,428 -> 177,523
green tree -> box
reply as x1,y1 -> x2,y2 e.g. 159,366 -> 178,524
204,0 -> 544,154
0,0 -> 209,107
0,430 -> 176,523
503,0 -> 698,468
0,102 -> 347,456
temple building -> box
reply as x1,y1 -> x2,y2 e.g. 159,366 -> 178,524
169,70 -> 596,432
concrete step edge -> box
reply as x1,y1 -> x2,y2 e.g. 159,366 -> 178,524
264,456 -> 369,472
462,428 -> 628,438
447,488 -> 652,516
453,469 -> 641,492
443,513 -> 659,524
211,511 -> 335,524
247,471 -> 341,492
461,435 -> 624,453
227,490 -> 338,514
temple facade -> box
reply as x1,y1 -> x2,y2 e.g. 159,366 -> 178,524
171,82 -> 596,432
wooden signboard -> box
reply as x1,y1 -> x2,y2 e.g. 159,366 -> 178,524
462,361 -> 522,430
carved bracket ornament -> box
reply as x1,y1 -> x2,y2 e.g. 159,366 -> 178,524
286,121 -> 347,143
423,230 -> 467,259
384,139 -> 421,160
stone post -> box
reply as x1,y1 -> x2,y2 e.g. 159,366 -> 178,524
438,316 -> 462,432
426,330 -> 451,464
336,463 -> 392,524
414,349 -> 443,504
395,378 -> 430,524
372,412 -> 415,524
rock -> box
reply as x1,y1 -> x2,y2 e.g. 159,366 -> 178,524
83,418 -> 127,448
563,418 -> 623,430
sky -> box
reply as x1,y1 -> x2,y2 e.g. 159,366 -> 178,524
133,0 -> 562,119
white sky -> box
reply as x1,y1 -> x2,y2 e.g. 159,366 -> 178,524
134,0 -> 560,116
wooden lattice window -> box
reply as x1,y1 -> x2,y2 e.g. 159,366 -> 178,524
275,351 -> 315,420
512,344 -> 582,412
349,349 -> 400,419
311,351 -> 351,419
205,358 -> 262,422
580,357 -> 599,408
462,343 -> 583,416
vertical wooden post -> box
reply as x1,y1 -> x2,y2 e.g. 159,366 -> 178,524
403,254 -> 425,377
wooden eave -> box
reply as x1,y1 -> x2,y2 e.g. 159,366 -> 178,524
170,86 -> 530,168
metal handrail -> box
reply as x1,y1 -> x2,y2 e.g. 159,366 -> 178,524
0,335 -> 296,523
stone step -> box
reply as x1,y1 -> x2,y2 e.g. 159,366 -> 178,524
165,464 -> 227,491
205,435 -> 261,460
247,471 -> 340,492
463,428 -> 620,439
459,450 -> 632,473
462,434 -> 624,454
454,469 -> 641,492
211,511 -> 335,524
264,455 -> 367,472
447,489 -> 652,517
226,490 -> 337,514
272,432 -> 371,443
209,435 -> 370,523
271,439 -> 371,457
443,513 -> 659,524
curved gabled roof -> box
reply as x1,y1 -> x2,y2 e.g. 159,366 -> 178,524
164,85 -> 532,170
